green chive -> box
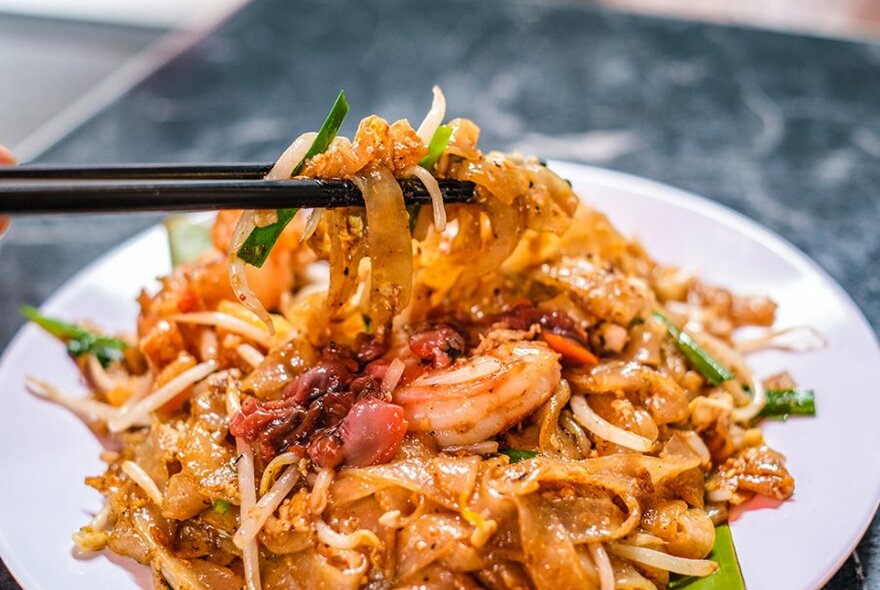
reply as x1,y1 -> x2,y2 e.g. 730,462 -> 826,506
499,449 -> 539,463
212,499 -> 231,515
759,388 -> 816,419
407,204 -> 421,233
668,524 -> 745,589
21,305 -> 126,368
418,124 -> 453,172
237,90 -> 350,268
236,208 -> 297,268
292,90 -> 350,176
654,312 -> 734,386
164,215 -> 212,266
362,314 -> 373,335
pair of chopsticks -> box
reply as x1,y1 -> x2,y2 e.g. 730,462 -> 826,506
0,163 -> 476,214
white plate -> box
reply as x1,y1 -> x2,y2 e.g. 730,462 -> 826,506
1,163 -> 878,590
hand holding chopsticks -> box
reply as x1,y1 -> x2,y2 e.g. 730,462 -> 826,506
0,163 -> 476,215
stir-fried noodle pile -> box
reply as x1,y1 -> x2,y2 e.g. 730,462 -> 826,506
27,88 -> 818,590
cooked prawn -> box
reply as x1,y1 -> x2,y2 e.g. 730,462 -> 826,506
394,340 -> 561,446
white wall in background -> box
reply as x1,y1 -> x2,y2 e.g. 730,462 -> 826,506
0,0 -> 248,29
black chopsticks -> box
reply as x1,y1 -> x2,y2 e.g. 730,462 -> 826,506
0,163 -> 274,181
0,163 -> 476,214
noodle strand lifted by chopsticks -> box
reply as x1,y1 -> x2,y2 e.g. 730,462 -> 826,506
405,165 -> 447,231
229,132 -> 319,334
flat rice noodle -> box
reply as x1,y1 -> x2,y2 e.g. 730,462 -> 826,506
432,454 -> 482,500
504,204 -> 651,280
328,472 -> 394,507
538,256 -> 653,327
395,512 -> 471,579
333,457 -> 459,511
129,428 -> 170,488
610,556 -> 659,590
622,322 -> 666,368
242,337 -> 318,400
324,208 -> 369,318
260,528 -> 312,556
108,510 -> 153,564
262,548 -> 367,590
457,196 -> 522,289
395,563 -> 484,590
411,207 -> 482,312
258,490 -> 313,556
440,537 -> 486,573
337,449 -> 486,514
497,454 -> 700,535
535,381 -> 581,459
515,492 -> 599,590
373,485 -> 417,515
131,507 -> 209,590
259,511 -> 313,556
474,556 -> 533,590
162,472 -> 211,520
189,559 -> 243,590
178,421 -> 238,501
339,452 -> 698,553
577,454 -> 702,498
657,432 -> 709,507
519,484 -> 632,545
353,166 -> 413,333
324,495 -> 396,574
556,205 -> 654,278
519,160 -> 579,235
456,156 -> 530,205
328,436 -> 439,507
585,393 -> 660,449
567,361 -> 689,426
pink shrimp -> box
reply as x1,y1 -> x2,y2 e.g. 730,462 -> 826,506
394,340 -> 561,446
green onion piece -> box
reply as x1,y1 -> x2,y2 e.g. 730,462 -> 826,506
418,124 -> 453,172
236,208 -> 297,268
212,499 -> 231,515
669,524 -> 745,590
406,204 -> 421,233
291,90 -> 350,176
237,90 -> 349,268
164,215 -> 212,266
759,388 -> 816,418
654,312 -> 734,386
362,314 -> 373,335
499,449 -> 539,463
21,305 -> 126,368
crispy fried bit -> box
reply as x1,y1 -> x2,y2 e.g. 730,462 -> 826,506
709,445 -> 795,504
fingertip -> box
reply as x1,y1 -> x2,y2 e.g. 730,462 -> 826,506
0,144 -> 18,166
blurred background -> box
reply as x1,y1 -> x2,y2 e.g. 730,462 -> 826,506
1,0 -> 880,154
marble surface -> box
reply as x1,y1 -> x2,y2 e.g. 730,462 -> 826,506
1,0 -> 879,587
0,13 -> 161,148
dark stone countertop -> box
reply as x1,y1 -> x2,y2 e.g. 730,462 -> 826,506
1,0 -> 878,587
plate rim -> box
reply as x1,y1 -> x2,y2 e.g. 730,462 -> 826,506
0,161 -> 877,590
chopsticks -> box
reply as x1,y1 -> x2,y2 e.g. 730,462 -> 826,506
0,163 -> 476,214
0,163 -> 274,181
